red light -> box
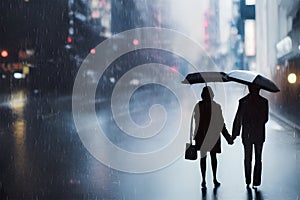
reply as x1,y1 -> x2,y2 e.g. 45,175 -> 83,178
204,34 -> 210,40
204,9 -> 212,15
67,36 -> 72,43
90,48 -> 96,54
1,50 -> 8,58
170,66 -> 178,72
203,20 -> 209,27
91,10 -> 100,18
133,39 -> 139,46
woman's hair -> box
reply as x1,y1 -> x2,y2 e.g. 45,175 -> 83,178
201,86 -> 214,100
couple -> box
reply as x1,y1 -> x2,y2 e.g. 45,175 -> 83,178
192,85 -> 268,189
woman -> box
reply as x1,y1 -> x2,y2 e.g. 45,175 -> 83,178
193,86 -> 233,189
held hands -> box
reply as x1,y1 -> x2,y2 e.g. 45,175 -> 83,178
222,125 -> 235,145
228,135 -> 237,145
227,137 -> 234,145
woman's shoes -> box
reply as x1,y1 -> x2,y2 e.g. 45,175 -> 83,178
201,180 -> 221,188
201,181 -> 207,189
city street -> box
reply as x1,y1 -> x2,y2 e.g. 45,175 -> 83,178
0,83 -> 299,200
1,0 -> 300,199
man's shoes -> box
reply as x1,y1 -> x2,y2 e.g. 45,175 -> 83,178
252,185 -> 258,190
213,180 -> 221,187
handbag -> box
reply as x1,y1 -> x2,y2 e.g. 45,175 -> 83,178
185,116 -> 198,160
185,142 -> 197,160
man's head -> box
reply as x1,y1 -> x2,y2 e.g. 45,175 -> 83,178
201,86 -> 214,100
248,84 -> 260,95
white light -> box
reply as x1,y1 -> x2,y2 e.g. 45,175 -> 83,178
68,27 -> 74,35
74,12 -> 87,22
65,45 -> 72,49
298,45 -> 300,51
25,49 -> 35,56
246,0 -> 256,5
276,36 -> 292,58
14,72 -> 24,79
288,73 -> 297,84
109,77 -> 116,83
129,79 -> 140,86
244,20 -> 256,56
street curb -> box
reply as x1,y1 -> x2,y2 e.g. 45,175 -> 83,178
270,110 -> 300,131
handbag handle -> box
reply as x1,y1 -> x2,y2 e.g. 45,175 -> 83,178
190,115 -> 194,144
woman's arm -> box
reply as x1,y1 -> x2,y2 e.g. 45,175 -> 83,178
221,124 -> 233,144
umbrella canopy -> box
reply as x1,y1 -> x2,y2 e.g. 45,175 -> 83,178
182,72 -> 228,84
225,70 -> 280,93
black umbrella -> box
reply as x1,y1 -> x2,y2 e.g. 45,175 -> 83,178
225,70 -> 280,93
182,72 -> 228,84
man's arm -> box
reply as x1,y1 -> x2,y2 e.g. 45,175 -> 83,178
232,101 -> 243,140
264,99 -> 269,124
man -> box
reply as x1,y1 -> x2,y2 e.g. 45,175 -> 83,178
232,85 -> 269,189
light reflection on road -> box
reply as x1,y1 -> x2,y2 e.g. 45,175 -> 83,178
9,90 -> 30,188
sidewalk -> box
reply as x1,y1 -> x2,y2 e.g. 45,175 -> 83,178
271,103 -> 300,132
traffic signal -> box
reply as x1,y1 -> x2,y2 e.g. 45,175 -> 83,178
67,36 -> 73,44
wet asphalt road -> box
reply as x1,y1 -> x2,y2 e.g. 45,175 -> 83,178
0,84 -> 299,200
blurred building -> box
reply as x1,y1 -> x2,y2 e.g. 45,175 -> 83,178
111,0 -> 138,34
255,0 -> 299,77
111,0 -> 165,34
273,3 -> 300,109
254,0 -> 300,124
203,0 -> 221,54
66,0 -> 110,63
0,0 -> 70,90
227,0 -> 244,70
203,0 -> 247,72
229,0 -> 256,71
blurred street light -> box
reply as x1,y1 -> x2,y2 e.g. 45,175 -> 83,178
288,73 -> 297,84
1,50 -> 9,58
90,48 -> 96,54
67,36 -> 73,44
133,39 -> 139,46
13,72 -> 24,79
